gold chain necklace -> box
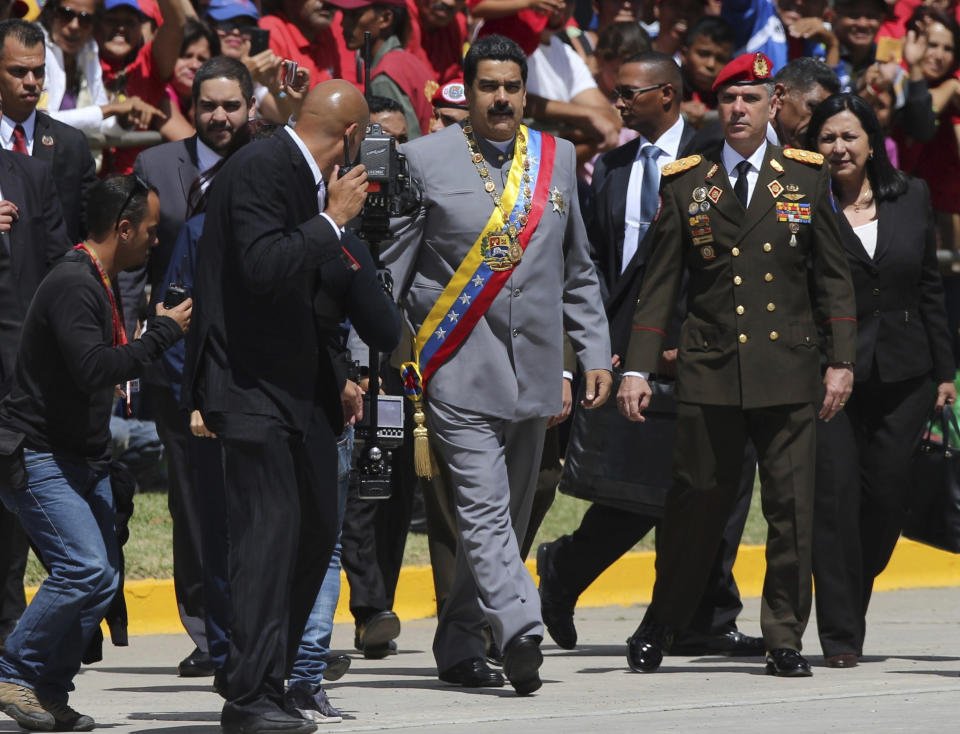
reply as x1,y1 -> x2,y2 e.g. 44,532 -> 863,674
462,120 -> 535,266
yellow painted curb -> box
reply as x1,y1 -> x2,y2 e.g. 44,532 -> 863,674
25,539 -> 960,637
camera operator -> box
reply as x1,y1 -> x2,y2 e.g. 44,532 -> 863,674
0,175 -> 191,732
182,79 -> 368,734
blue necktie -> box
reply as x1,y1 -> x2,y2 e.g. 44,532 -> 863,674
637,144 -> 664,246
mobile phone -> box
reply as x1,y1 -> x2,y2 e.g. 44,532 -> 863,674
164,284 -> 189,309
283,59 -> 299,87
249,28 -> 270,56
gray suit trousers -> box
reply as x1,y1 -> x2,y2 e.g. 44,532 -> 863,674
426,397 -> 546,670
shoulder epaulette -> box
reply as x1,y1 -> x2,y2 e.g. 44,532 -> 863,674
782,148 -> 824,166
662,154 -> 702,177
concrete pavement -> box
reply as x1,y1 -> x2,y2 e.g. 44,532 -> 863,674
2,586 -> 959,733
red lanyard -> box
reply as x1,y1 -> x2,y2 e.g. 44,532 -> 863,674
74,244 -> 127,348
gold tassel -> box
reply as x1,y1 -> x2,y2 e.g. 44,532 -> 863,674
412,402 -> 433,478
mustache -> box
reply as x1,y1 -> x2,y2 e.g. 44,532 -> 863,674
487,104 -> 514,116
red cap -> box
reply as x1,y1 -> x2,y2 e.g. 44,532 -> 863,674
431,79 -> 467,109
711,52 -> 774,92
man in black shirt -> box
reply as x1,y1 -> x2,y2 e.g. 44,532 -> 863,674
0,175 -> 191,733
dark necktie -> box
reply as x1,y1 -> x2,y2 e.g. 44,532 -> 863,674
734,159 -> 751,209
637,144 -> 664,245
11,124 -> 27,155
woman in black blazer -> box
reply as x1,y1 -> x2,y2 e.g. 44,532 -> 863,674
806,94 -> 957,669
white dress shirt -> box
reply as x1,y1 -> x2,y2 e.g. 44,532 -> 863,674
284,125 -> 341,239
623,116 -> 685,272
721,140 -> 768,207
195,138 -> 223,192
854,218 -> 879,259
0,111 -> 36,154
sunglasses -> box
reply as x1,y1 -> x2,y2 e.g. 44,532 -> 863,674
213,19 -> 257,37
56,4 -> 96,27
115,175 -> 150,231
613,82 -> 669,101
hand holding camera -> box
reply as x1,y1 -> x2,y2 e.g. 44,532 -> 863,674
326,164 -> 368,228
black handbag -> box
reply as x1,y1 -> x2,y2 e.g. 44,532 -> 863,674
903,404 -> 960,553
558,372 -> 677,517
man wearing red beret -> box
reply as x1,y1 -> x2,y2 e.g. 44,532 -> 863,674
617,51 -> 858,677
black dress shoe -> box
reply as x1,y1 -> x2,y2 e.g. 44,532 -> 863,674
354,610 -> 401,659
502,635 -> 543,695
765,648 -> 813,677
671,630 -> 765,657
439,657 -> 505,687
537,542 -> 578,650
626,624 -> 673,673
486,640 -> 503,666
322,653 -> 351,682
178,646 -> 215,677
824,653 -> 858,668
221,709 -> 318,734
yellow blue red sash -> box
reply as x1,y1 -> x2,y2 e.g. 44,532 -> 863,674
403,127 -> 556,389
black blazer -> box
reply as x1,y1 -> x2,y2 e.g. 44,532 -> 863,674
837,176 -> 954,384
31,112 -> 97,244
585,120 -> 696,356
182,131 -> 346,437
0,150 -> 70,387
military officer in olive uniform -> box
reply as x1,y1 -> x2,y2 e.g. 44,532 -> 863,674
617,52 -> 857,678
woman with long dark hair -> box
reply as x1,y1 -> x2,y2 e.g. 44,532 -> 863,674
807,93 -> 956,669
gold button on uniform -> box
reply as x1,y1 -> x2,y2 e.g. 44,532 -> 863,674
763,242 -> 772,252
734,275 -> 742,285
764,272 -> 774,282
769,331 -> 779,341
767,302 -> 776,312
739,333 -> 748,343
732,247 -> 740,256
736,305 -> 745,315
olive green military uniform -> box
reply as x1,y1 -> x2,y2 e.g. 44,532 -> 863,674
624,142 -> 857,650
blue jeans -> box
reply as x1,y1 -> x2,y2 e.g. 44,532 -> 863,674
289,426 -> 353,688
0,451 -> 118,702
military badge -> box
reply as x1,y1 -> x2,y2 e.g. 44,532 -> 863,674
701,245 -> 716,260
770,158 -> 784,173
753,53 -> 770,78
699,201 -> 710,212
783,193 -> 806,201
707,186 -> 723,203
688,201 -> 700,215
776,201 -> 811,223
483,233 -> 515,271
549,186 -> 566,214
789,222 -> 800,233
767,180 -> 784,198
693,234 -> 714,245
692,186 -> 708,202
706,163 -> 719,179
785,184 -> 799,191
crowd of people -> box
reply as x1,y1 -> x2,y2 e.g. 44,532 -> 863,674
0,0 -> 955,731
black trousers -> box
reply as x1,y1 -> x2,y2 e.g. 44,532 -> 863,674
0,506 -> 27,645
812,375 -> 935,657
551,440 -> 755,636
213,414 -> 337,723
647,402 -> 816,651
152,385 -> 207,652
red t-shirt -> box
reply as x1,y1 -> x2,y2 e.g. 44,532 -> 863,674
897,105 -> 960,214
260,12 -> 358,88
406,0 -> 466,83
100,41 -> 168,174
466,0 -> 547,56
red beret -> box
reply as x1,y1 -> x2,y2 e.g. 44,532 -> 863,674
712,52 -> 774,92
431,79 -> 467,109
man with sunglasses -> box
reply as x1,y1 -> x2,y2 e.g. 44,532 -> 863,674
538,50 -> 764,660
0,175 -> 192,732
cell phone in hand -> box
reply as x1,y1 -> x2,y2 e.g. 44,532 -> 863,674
249,28 -> 270,56
164,284 -> 189,309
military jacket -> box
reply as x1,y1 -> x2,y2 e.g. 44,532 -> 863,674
624,143 -> 857,409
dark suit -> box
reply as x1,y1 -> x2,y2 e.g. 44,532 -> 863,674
132,137 -> 208,656
30,112 -> 97,245
550,125 -> 754,640
0,150 -> 70,646
183,130 -> 344,725
626,142 -> 857,650
813,177 -> 954,657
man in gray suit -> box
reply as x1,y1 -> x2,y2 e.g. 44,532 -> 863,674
131,56 -> 255,678
385,35 -> 612,696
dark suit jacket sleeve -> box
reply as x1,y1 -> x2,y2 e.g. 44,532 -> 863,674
587,154 -> 611,303
77,142 -> 97,241
39,164 -> 70,266
809,164 -> 858,364
623,173 -> 686,372
915,180 -> 957,381
229,153 -> 342,295
342,236 -> 402,354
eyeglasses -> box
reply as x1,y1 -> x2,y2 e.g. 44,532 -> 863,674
213,19 -> 257,37
55,4 -> 95,28
613,82 -> 669,101
115,175 -> 150,231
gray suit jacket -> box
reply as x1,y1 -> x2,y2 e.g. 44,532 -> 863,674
385,122 -> 610,421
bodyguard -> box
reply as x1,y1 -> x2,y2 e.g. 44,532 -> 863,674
617,52 -> 857,677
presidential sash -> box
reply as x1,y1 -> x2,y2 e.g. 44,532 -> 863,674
400,125 -> 557,476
